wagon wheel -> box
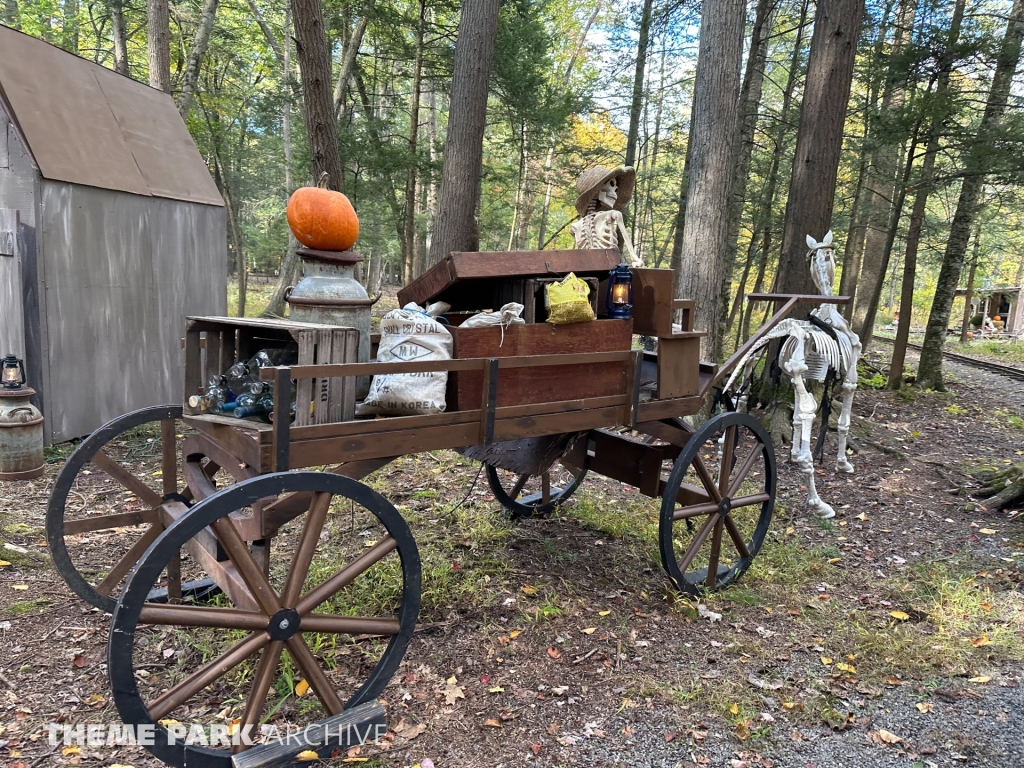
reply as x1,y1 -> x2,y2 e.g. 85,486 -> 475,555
486,460 -> 587,518
659,412 -> 775,595
46,405 -> 198,612
108,471 -> 420,768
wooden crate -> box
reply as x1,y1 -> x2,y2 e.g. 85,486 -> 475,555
448,319 -> 633,411
182,316 -> 359,425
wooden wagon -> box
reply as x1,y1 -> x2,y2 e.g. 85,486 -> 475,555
44,251 -> 841,767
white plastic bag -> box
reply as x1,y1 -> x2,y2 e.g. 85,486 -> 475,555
359,303 -> 453,416
460,303 -> 526,329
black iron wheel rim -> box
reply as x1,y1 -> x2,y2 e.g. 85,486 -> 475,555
659,412 -> 776,596
485,463 -> 587,518
107,471 -> 421,768
46,404 -> 183,612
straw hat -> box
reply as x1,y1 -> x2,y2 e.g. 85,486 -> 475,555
574,165 -> 636,217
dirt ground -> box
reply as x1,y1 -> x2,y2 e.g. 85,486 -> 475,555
2,344 -> 1023,768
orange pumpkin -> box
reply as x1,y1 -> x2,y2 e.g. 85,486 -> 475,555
286,175 -> 359,251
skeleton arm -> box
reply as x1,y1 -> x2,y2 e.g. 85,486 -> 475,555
613,212 -> 641,267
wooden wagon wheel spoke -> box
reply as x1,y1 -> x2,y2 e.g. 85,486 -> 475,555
541,472 -> 551,505
95,523 -> 164,596
233,640 -> 285,754
138,604 -> 269,630
90,449 -> 165,509
161,419 -> 178,496
730,492 -> 771,508
705,517 -> 725,590
728,442 -> 765,498
300,615 -> 402,634
723,515 -> 751,559
62,509 -> 156,534
675,513 -> 718,575
509,474 -> 531,500
148,631 -> 270,722
672,502 -> 719,521
718,425 -> 737,496
281,492 -> 333,607
295,536 -> 398,616
285,635 -> 345,715
211,517 -> 282,615
691,454 -> 723,504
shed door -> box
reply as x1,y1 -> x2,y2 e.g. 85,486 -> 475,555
0,206 -> 25,359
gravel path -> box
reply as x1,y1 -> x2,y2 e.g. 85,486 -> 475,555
572,680 -> 1024,767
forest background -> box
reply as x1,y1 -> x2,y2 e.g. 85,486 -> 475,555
3,0 -> 1024,389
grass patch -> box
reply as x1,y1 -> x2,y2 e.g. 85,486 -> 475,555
4,597 -> 51,615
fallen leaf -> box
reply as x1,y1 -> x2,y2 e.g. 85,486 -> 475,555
443,684 -> 465,705
0,560 -> 11,567
12,584 -> 28,590
488,686 -> 505,693
599,610 -> 611,616
295,750 -> 320,762
664,731 -> 676,742
916,702 -> 934,713
697,603 -> 722,623
836,662 -> 856,674
484,718 -> 502,728
509,630 -> 521,639
969,676 -> 991,684
547,647 -> 561,659
821,656 -> 833,666
530,743 -> 542,755
580,627 -> 596,635
72,654 -> 88,668
875,729 -> 902,745
981,603 -> 992,611
295,679 -> 310,697
890,610 -> 910,621
730,703 -> 740,715
855,512 -> 868,521
62,746 -> 81,756
395,721 -> 426,740
971,636 -> 992,647
884,676 -> 902,686
446,675 -> 458,685
979,528 -> 996,535
521,585 -> 538,595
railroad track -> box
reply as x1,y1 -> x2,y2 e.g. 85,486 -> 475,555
875,335 -> 1024,382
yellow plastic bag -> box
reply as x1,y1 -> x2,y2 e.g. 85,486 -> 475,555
545,273 -> 596,325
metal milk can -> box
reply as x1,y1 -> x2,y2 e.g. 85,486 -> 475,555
0,355 -> 45,480
286,248 -> 378,399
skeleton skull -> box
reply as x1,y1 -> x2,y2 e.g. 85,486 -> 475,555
597,178 -> 618,210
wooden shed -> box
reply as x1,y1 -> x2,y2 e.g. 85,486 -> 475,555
0,25 -> 226,443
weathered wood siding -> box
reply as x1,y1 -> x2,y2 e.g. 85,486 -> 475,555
39,181 -> 226,442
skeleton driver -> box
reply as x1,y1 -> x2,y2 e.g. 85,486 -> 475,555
570,165 -> 641,267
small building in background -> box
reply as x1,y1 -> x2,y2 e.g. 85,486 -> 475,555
0,25 -> 226,443
956,285 -> 1023,335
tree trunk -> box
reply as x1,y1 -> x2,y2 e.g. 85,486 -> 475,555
917,0 -> 1024,390
148,0 -> 171,90
263,235 -> 302,317
428,0 -> 502,265
111,0 -> 130,76
739,0 -> 810,343
3,0 -> 19,29
403,0 -> 426,281
851,0 -> 916,335
425,81 -> 439,258
959,223 -> 981,342
888,0 -> 965,389
333,15 -> 368,118
62,0 -> 79,52
624,0 -> 653,171
245,0 -> 283,61
283,0 -> 293,192
177,0 -> 220,117
775,0 -> 865,298
292,0 -> 343,191
723,0 -> 776,300
675,0 -> 745,361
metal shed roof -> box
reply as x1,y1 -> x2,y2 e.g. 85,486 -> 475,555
0,25 -> 223,207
